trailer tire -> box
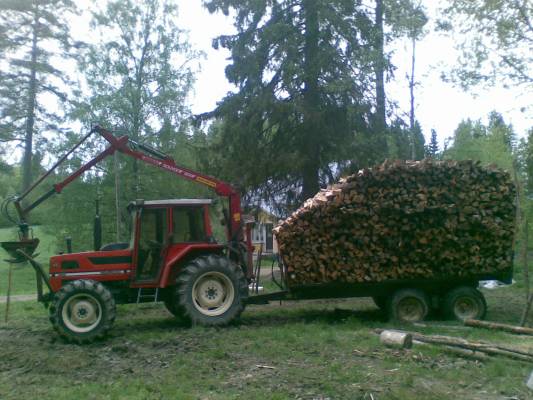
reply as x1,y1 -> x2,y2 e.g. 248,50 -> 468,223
177,255 -> 248,326
389,288 -> 429,323
443,286 -> 486,321
49,280 -> 116,344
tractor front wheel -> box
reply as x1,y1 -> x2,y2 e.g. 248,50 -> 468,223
176,255 -> 248,326
49,280 -> 116,344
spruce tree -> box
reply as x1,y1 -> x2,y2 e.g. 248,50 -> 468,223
0,0 -> 79,191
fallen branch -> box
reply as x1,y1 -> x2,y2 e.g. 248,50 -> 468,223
464,319 -> 533,336
375,329 -> 533,362
413,340 -> 488,362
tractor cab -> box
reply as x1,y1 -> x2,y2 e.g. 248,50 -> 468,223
48,199 -> 225,294
128,199 -> 218,283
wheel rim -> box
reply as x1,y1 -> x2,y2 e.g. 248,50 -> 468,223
454,296 -> 479,320
397,297 -> 425,322
62,293 -> 103,333
192,271 -> 235,317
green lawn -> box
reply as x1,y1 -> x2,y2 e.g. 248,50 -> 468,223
0,279 -> 532,399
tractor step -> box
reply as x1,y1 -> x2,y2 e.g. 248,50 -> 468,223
136,287 -> 160,304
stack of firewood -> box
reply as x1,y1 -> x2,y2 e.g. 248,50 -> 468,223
274,160 -> 516,286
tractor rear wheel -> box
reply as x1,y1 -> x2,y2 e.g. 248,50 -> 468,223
163,288 -> 185,318
49,280 -> 116,344
176,255 -> 248,326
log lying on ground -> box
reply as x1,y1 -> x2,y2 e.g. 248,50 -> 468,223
274,160 -> 515,286
376,329 -> 533,362
380,330 -> 413,349
464,319 -> 533,335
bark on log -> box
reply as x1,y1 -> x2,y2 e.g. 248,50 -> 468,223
464,319 -> 533,336
375,329 -> 533,362
380,330 -> 413,349
413,340 -> 488,361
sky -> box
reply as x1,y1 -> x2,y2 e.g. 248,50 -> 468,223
177,2 -> 532,147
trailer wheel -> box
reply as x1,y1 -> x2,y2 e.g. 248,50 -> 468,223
389,289 -> 429,323
443,287 -> 486,321
49,280 -> 116,344
177,255 -> 248,326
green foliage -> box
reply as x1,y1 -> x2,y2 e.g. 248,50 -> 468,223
438,0 -> 532,89
0,0 -> 79,189
443,112 -> 515,172
202,0 -> 389,209
385,0 -> 428,40
75,0 -> 197,140
38,0 -> 202,250
386,119 -> 425,161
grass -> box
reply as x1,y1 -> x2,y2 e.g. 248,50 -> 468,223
0,277 -> 532,399
1,227 -> 532,398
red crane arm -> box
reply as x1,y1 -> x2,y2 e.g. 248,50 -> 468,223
15,126 -> 246,243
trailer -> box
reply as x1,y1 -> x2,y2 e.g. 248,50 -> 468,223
246,257 -> 512,322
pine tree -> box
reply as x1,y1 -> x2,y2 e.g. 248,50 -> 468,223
203,0 -> 381,203
0,0 -> 79,191
427,128 -> 439,158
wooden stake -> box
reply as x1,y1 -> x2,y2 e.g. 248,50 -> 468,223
5,261 -> 13,323
521,218 -> 531,326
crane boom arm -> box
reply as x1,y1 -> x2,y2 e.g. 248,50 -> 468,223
14,126 -> 245,243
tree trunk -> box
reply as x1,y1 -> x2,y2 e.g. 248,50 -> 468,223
301,0 -> 321,201
374,0 -> 386,132
22,9 -> 39,192
409,36 -> 416,160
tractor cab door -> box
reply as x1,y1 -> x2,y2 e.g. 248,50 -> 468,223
134,207 -> 169,281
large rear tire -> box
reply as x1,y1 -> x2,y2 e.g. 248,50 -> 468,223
443,286 -> 486,321
49,280 -> 116,344
176,255 -> 248,326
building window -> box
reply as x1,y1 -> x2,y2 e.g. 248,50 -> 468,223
253,224 -> 264,242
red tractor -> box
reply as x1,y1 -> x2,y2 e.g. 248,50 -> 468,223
1,126 -> 254,343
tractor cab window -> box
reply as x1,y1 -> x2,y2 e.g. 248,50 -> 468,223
136,208 -> 168,280
172,207 -> 206,243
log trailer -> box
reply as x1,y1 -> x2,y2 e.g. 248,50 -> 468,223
0,126 -> 512,343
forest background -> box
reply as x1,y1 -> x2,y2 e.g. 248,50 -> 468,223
0,0 -> 531,251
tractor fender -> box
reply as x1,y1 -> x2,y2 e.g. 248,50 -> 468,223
159,244 -> 225,288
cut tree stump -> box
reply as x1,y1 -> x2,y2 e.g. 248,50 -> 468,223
380,330 -> 413,349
